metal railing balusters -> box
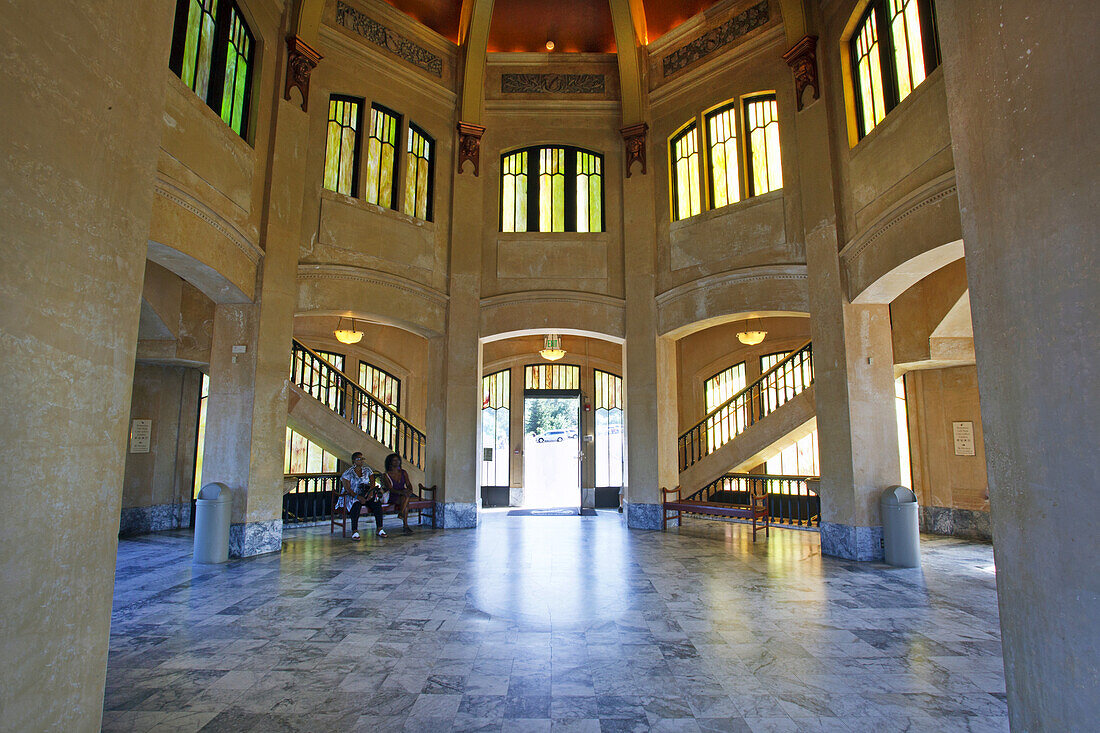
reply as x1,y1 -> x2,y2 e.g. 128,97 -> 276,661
683,472 -> 820,528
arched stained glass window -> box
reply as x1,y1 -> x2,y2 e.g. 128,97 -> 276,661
670,124 -> 701,221
500,147 -> 604,232
323,96 -> 362,196
403,124 -> 434,221
481,369 -> 510,487
706,105 -> 740,209
745,95 -> 783,196
594,370 -> 624,488
364,104 -> 401,209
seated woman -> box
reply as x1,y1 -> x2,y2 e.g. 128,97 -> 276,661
338,451 -> 385,539
379,453 -> 417,534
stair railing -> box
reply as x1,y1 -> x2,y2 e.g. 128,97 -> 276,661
290,340 -> 426,469
686,472 -> 820,527
678,340 -> 813,471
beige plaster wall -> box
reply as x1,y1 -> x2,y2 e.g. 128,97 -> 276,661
122,365 -> 203,512
136,263 -> 216,366
293,316 -> 430,428
904,367 -> 989,512
890,259 -> 970,367
675,316 -> 812,430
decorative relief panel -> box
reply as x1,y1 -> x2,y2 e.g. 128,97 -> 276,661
501,73 -> 605,94
661,0 -> 770,78
335,1 -> 442,77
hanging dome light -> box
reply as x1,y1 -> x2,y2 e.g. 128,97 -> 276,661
334,317 -> 363,344
736,318 -> 767,345
539,333 -> 566,361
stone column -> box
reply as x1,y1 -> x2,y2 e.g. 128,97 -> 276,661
621,141 -> 677,529
937,0 -> 1100,727
199,27 -> 313,557
437,140 -> 485,528
0,1 -> 172,728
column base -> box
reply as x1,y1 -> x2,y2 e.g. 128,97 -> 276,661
626,502 -> 662,530
119,503 -> 191,536
229,520 -> 282,557
920,506 -> 992,540
820,521 -> 884,561
438,501 -> 477,528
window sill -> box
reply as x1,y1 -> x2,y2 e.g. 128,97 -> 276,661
319,188 -> 435,231
670,188 -> 784,231
496,231 -> 609,240
848,66 -> 945,154
165,71 -> 255,152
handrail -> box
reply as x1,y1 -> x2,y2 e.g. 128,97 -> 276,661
678,340 -> 813,471
686,472 -> 820,527
290,340 -> 426,469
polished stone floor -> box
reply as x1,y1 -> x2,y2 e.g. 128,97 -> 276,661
102,511 -> 1007,732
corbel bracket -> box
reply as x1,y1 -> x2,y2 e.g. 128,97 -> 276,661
620,122 -> 648,178
284,35 -> 322,112
457,122 -> 486,176
783,35 -> 820,112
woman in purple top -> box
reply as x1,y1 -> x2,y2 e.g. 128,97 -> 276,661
379,453 -> 416,534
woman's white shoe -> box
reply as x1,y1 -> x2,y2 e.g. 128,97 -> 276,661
351,532 -> 360,540
377,529 -> 387,537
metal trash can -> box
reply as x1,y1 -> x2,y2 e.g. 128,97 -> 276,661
880,485 -> 920,568
193,483 -> 232,564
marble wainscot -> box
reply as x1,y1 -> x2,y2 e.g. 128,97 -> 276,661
228,519 -> 282,557
118,502 -> 190,536
626,501 -> 663,530
819,521 -> 885,561
439,501 -> 478,528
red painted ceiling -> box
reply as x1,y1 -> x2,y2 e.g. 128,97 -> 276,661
378,0 -> 722,48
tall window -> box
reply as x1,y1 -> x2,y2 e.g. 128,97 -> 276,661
284,428 -> 338,474
481,370 -> 510,487
311,349 -> 345,415
671,124 -> 701,221
594,370 -> 624,488
169,0 -> 254,139
704,363 -> 746,452
706,106 -> 740,209
323,96 -> 363,196
766,431 -> 819,476
760,351 -> 791,374
365,104 -> 401,208
192,373 -> 209,498
745,95 -> 783,196
851,0 -> 940,138
500,147 -> 604,232
358,362 -> 400,411
403,124 -> 434,221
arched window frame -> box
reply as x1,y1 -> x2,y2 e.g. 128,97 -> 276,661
670,121 -> 702,221
168,0 -> 256,141
499,146 -> 605,233
845,0 -> 941,142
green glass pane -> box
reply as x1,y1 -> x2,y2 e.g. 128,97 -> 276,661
365,138 -> 381,204
323,119 -> 340,191
576,175 -> 589,232
380,144 -> 394,207
416,164 -> 429,220
404,154 -> 417,215
590,174 -> 601,231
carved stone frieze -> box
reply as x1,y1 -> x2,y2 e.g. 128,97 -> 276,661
662,0 -> 770,78
457,122 -> 486,176
334,1 -> 443,78
620,123 -> 648,178
783,35 -> 820,111
284,35 -> 322,112
501,73 -> 605,94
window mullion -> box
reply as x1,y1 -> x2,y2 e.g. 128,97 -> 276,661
876,2 -> 900,111
919,0 -> 941,74
526,148 -> 539,232
565,148 -> 577,232
207,0 -> 230,113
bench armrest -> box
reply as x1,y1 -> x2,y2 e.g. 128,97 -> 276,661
660,486 -> 682,502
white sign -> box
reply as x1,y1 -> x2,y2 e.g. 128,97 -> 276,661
130,419 -> 152,453
952,421 -> 975,456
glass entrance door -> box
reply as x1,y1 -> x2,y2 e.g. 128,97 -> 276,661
522,394 -> 581,508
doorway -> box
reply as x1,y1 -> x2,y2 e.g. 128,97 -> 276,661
522,394 -> 581,508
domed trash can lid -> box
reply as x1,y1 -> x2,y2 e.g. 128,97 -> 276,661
197,482 -> 231,503
880,485 -> 917,506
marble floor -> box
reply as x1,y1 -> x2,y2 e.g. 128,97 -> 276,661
102,511 -> 1007,732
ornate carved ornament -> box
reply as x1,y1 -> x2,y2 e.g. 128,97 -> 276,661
783,35 -> 820,111
457,122 -> 486,176
620,123 -> 648,178
334,1 -> 443,78
662,0 -> 770,78
501,73 -> 606,95
284,35 -> 322,112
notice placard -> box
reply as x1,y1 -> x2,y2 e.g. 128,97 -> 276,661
952,421 -> 975,456
483,447 -> 493,462
130,419 -> 152,453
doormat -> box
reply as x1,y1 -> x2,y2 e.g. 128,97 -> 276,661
507,508 -> 597,516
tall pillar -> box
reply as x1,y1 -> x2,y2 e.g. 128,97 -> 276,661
0,2 -> 172,728
937,1 -> 1100,727
790,29 -> 901,560
621,141 -> 678,529
438,140 -> 484,528
199,23 -> 313,557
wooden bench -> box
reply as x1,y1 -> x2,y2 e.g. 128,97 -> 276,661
330,484 -> 437,537
661,485 -> 769,541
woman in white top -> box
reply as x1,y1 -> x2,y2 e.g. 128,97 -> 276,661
338,452 -> 385,539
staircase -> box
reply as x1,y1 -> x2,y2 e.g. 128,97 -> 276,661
678,341 -> 816,492
287,340 -> 426,486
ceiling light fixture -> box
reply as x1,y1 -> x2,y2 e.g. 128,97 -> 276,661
736,319 -> 767,345
334,317 -> 364,345
539,333 -> 566,361
545,39 -> 555,51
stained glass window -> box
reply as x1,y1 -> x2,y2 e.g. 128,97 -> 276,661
594,370 -> 624,488
745,95 -> 783,196
704,362 -> 746,453
706,105 -> 741,209
765,430 -> 819,477
850,0 -> 940,139
169,0 -> 254,140
481,369 -> 510,486
284,428 -> 339,474
403,124 -> 434,221
364,104 -> 401,209
525,364 -> 581,391
323,96 -> 362,196
192,372 -> 209,498
760,351 -> 791,374
670,124 -> 701,221
576,151 -> 603,233
358,362 -> 400,411
500,147 -> 603,232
